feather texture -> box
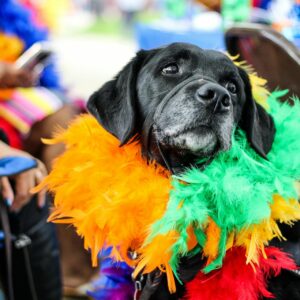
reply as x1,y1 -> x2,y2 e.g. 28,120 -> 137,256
34,88 -> 300,294
34,115 -> 171,266
230,54 -> 270,109
185,247 -> 297,300
146,94 -> 300,279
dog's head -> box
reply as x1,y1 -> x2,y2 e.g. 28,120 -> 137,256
88,43 -> 275,171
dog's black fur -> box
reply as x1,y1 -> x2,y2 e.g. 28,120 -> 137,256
87,43 -> 300,299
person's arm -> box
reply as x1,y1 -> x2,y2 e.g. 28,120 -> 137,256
0,62 -> 37,89
0,141 -> 47,212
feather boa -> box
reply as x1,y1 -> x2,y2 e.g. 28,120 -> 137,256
141,91 -> 300,282
185,247 -> 297,300
34,89 -> 300,297
36,114 -> 171,267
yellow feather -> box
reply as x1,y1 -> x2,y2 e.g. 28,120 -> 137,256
234,195 -> 300,264
229,54 -> 270,110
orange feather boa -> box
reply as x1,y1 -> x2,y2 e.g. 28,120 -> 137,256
36,115 -> 171,265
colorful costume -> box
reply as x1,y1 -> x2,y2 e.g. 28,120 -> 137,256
35,63 -> 300,299
0,0 -> 67,144
87,248 -> 134,300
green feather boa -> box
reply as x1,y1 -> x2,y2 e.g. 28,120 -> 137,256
148,91 -> 300,277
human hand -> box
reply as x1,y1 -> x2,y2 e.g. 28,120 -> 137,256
0,144 -> 47,212
0,62 -> 38,88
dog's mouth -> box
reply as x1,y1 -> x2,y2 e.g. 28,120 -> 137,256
154,124 -> 219,156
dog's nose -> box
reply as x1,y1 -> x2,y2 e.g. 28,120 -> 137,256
196,83 -> 231,113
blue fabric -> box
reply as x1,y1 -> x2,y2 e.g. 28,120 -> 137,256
135,23 -> 225,51
0,156 -> 37,177
88,247 -> 134,300
0,0 -> 62,89
0,155 -> 36,249
260,0 -> 272,10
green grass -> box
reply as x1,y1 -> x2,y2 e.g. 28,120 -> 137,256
82,17 -> 123,35
76,10 -> 162,37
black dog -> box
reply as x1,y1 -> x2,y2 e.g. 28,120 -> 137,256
88,43 -> 300,299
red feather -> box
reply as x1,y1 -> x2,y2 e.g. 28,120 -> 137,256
185,247 -> 297,300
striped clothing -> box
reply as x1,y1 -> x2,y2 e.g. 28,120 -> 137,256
0,87 -> 65,134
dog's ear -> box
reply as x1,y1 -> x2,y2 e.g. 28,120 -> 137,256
238,67 -> 275,158
87,49 -> 156,145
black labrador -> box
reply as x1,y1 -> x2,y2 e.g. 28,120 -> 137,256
87,43 -> 300,300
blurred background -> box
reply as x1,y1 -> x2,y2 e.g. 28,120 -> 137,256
17,0 -> 300,99
0,1 -> 299,300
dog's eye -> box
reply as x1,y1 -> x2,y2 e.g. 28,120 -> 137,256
161,63 -> 179,75
226,81 -> 237,94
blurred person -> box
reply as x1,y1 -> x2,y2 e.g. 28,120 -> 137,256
0,44 -> 61,300
0,1 -> 94,299
0,139 -> 47,212
0,135 -> 61,300
116,0 -> 147,25
0,0 -> 80,171
89,0 -> 104,18
0,62 -> 37,89
0,1 -> 99,298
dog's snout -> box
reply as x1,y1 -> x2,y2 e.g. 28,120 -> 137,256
195,82 -> 231,113
196,84 -> 216,101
